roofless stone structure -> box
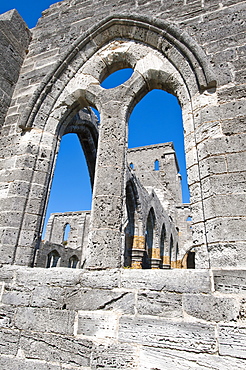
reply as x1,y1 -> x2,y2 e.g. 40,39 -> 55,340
0,1 -> 245,368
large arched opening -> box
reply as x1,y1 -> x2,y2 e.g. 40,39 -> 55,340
128,89 -> 189,204
42,133 -> 92,238
4,17 -> 216,268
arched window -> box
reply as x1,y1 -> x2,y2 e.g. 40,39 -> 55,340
143,208 -> 156,269
175,242 -> 179,265
42,131 -> 94,240
186,216 -> 192,230
124,181 -> 137,267
46,250 -> 60,268
63,223 -> 71,244
169,235 -> 173,267
128,89 -> 190,203
160,224 -> 166,267
154,159 -> 159,171
68,255 -> 79,269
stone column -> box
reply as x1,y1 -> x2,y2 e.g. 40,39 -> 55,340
162,254 -> 171,269
131,235 -> 146,269
85,95 -> 129,269
151,246 -> 161,269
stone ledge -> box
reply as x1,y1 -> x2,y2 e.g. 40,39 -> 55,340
120,268 -> 211,293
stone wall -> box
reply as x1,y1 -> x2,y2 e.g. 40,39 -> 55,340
128,143 -> 182,207
0,265 -> 246,369
0,9 -> 31,128
0,0 -> 245,269
44,211 -> 90,249
0,1 -> 245,367
35,211 -> 90,268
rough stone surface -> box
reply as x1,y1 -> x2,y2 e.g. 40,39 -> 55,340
0,10 -> 31,127
0,266 -> 245,368
1,0 -> 245,269
183,294 -> 239,322
0,0 -> 246,368
213,270 -> 246,294
120,268 -> 211,293
119,316 -> 217,353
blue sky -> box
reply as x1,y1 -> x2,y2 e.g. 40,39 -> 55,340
0,1 -> 190,236
0,1 -> 58,28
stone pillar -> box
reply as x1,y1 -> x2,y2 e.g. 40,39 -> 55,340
151,247 -> 161,269
131,235 -> 145,269
85,97 -> 128,269
162,255 -> 171,269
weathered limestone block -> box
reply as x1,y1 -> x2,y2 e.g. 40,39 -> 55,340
0,328 -> 20,356
0,304 -> 15,328
199,134 -> 246,161
86,229 -> 122,269
77,311 -> 119,339
119,316 -> 217,353
19,331 -> 93,367
65,288 -> 135,314
221,116 -> 246,135
227,151 -> 246,172
139,347 -> 246,370
239,298 -> 246,321
14,307 -> 75,335
91,342 -> 138,369
80,269 -> 120,289
199,155 -> 227,179
137,291 -> 183,318
203,194 -> 246,219
120,269 -> 211,293
213,270 -> 246,294
0,9 -> 31,127
15,266 -> 83,287
31,286 -> 65,308
208,243 -> 246,268
206,217 -> 246,244
92,195 -> 123,229
1,286 -> 32,306
183,294 -> 239,322
201,172 -> 246,200
218,325 -> 246,359
0,356 -> 61,370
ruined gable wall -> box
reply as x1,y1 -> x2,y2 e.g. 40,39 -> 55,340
0,1 -> 245,368
34,211 -> 91,268
44,211 -> 90,248
0,0 -> 244,268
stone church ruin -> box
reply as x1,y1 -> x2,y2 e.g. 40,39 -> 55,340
0,0 -> 245,368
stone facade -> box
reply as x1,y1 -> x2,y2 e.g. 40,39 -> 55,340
0,0 -> 246,368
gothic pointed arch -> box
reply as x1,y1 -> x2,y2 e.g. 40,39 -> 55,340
0,12 -> 218,268
143,207 -> 156,269
18,15 -> 216,131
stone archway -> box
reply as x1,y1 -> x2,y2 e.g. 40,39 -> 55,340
0,15 -> 217,268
